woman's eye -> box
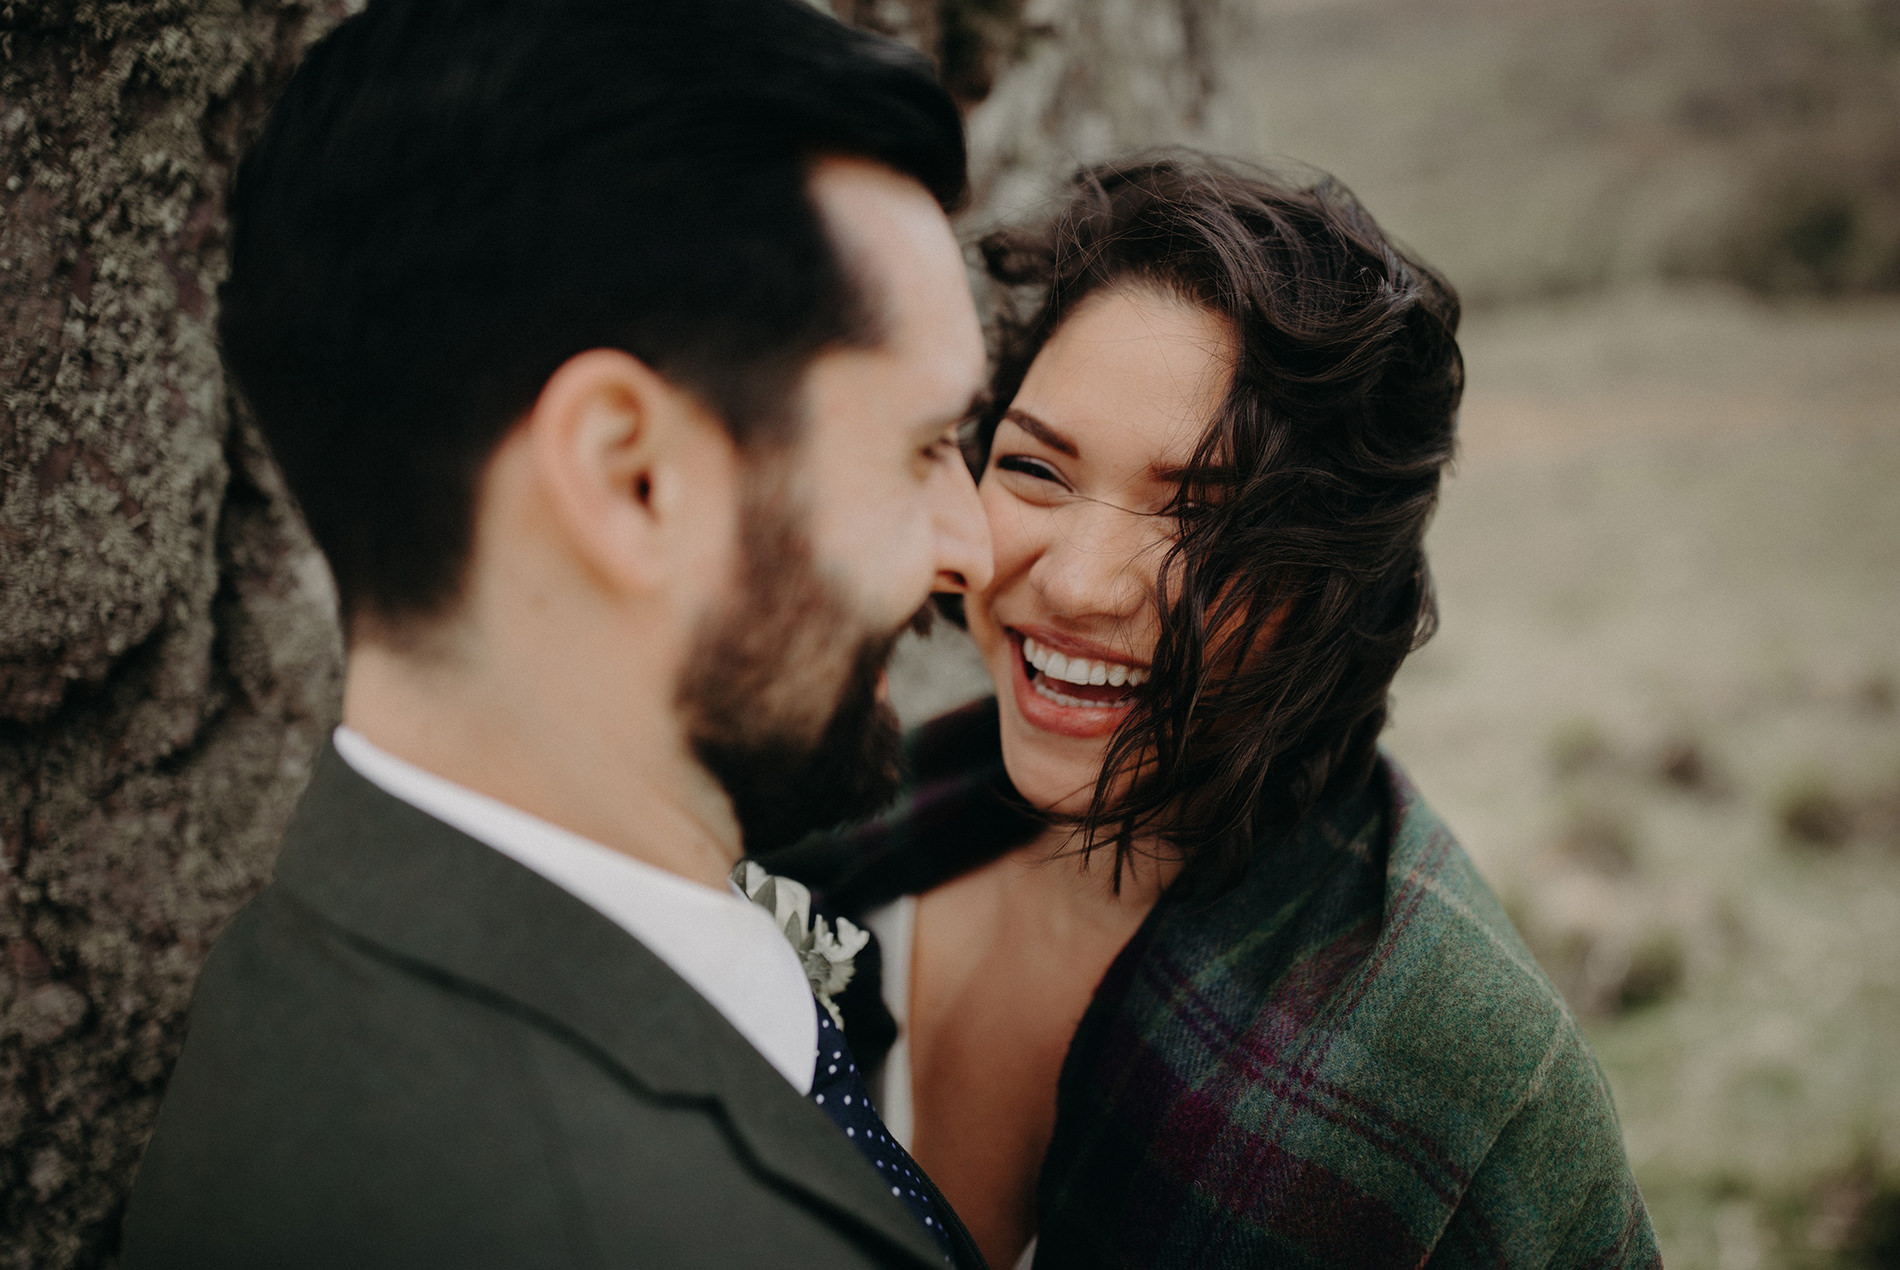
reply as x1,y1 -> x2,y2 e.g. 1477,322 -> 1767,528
995,455 -> 1063,484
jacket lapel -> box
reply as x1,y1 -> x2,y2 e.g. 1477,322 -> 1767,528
272,744 -> 952,1269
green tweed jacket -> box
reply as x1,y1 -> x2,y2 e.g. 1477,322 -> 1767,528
122,744 -> 973,1269
772,699 -> 1662,1269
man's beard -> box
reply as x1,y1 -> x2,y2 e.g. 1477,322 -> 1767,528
678,477 -> 911,855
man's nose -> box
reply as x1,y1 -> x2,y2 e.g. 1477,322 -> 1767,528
930,453 -> 994,595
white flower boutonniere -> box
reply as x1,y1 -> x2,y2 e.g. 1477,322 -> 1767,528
732,860 -> 870,1030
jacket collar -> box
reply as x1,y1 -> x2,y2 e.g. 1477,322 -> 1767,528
273,742 -> 956,1269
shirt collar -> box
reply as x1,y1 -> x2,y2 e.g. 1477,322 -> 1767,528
331,726 -> 816,1094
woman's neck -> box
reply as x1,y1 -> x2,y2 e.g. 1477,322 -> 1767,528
995,823 -> 1183,940
905,822 -> 1181,1267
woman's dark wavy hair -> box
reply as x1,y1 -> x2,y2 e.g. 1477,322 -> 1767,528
970,153 -> 1463,893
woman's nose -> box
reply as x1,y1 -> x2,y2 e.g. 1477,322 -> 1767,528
1029,504 -> 1153,619
930,450 -> 994,595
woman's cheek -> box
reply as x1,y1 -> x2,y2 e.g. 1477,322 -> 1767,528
977,484 -> 1040,588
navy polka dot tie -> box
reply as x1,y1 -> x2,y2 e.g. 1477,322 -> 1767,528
808,996 -> 959,1263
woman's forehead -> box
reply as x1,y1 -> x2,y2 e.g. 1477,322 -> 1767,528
1014,286 -> 1236,473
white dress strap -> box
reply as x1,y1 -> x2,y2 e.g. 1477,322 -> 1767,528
864,893 -> 1039,1270
861,896 -> 917,1150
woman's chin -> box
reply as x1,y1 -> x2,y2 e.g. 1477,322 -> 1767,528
998,747 -> 1099,820
992,690 -> 1111,818
977,620 -> 1129,812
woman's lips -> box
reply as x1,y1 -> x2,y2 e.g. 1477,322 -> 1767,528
1005,631 -> 1137,740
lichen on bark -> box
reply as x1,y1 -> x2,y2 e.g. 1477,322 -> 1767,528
0,3 -> 347,1264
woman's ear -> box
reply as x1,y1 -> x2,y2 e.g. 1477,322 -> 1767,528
521,348 -> 718,596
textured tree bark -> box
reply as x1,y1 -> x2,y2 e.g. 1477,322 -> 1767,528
0,3 -> 348,1265
0,0 -> 1231,1263
846,0 -> 1233,224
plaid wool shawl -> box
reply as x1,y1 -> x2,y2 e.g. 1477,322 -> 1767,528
771,699 -> 1661,1269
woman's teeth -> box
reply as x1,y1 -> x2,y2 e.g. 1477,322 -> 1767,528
1022,636 -> 1148,690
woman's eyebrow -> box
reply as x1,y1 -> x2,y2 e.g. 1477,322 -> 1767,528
1002,407 -> 1078,457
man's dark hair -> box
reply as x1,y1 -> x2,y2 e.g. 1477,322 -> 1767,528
972,153 -> 1463,891
221,0 -> 967,633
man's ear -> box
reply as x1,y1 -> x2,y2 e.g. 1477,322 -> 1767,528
522,348 -> 718,595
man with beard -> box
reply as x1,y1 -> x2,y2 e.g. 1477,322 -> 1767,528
121,1 -> 991,1266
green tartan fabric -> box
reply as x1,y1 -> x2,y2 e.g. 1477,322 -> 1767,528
769,699 -> 1661,1269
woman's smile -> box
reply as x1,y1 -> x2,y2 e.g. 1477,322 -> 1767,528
1022,634 -> 1149,692
1003,628 -> 1147,739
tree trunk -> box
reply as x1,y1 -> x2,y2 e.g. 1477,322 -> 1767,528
0,0 -> 1233,1263
845,0 -> 1235,222
0,3 -> 348,1265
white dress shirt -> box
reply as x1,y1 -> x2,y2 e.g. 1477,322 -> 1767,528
332,727 -> 817,1094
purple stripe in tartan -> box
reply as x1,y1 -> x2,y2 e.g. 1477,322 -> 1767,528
1578,1196 -> 1666,1270
1244,911 -> 1381,1055
1129,824 -> 1477,1199
1084,1013 -> 1431,1266
1095,1029 -> 1213,1266
1143,952 -> 1470,1208
1316,814 -> 1453,1031
1208,1134 -> 1428,1268
1077,935 -> 1452,1256
1060,1016 -> 1428,1268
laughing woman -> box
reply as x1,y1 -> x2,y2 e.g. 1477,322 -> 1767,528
772,156 -> 1660,1270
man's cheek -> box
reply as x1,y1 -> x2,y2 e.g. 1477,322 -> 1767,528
832,502 -> 931,613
